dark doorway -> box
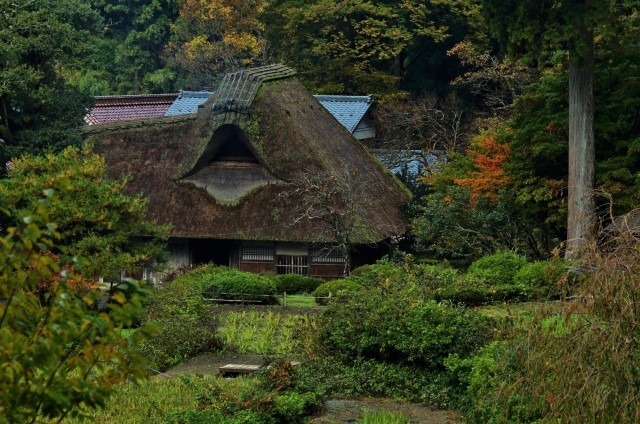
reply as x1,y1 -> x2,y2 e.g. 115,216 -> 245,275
190,239 -> 234,266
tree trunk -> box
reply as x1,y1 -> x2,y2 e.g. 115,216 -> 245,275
565,25 -> 595,259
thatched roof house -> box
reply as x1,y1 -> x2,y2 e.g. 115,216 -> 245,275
82,65 -> 410,279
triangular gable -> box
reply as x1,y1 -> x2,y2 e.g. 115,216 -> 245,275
181,124 -> 280,204
314,95 -> 372,133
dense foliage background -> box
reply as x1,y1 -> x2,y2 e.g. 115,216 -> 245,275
1,0 -> 637,260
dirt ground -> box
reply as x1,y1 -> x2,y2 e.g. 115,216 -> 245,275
169,353 -> 462,424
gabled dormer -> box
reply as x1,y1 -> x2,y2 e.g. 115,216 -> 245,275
181,124 -> 280,204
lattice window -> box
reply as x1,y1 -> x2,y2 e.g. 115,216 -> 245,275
242,246 -> 275,261
276,255 -> 308,275
310,248 -> 346,264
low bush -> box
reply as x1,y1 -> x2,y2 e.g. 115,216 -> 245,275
465,340 -> 544,423
312,279 -> 364,305
433,275 -> 533,306
414,264 -> 460,291
466,251 -> 528,286
200,268 -> 278,304
291,357 -> 464,408
466,235 -> 640,423
273,274 -> 324,294
138,316 -> 217,371
348,262 -> 406,287
513,260 -> 566,299
76,374 -> 321,424
138,279 -> 216,370
318,292 -> 496,367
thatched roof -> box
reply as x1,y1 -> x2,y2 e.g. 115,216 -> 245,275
604,208 -> 640,235
82,65 -> 410,243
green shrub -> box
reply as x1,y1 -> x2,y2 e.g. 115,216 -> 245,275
414,264 -> 460,290
274,274 -> 324,294
312,279 -> 364,305
273,392 -> 320,422
513,260 -> 566,299
138,279 -> 216,370
138,316 -> 217,371
465,341 -> 544,423
349,262 -> 405,286
433,275 -> 533,306
318,292 -> 496,367
467,252 -> 528,285
291,357 -> 463,408
75,373 -> 320,424
200,268 -> 278,304
468,240 -> 640,423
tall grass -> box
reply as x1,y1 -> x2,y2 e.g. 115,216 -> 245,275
216,311 -> 318,356
69,377 -> 209,424
70,375 -> 266,423
360,410 -> 409,424
469,234 -> 640,422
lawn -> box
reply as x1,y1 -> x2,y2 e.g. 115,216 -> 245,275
281,293 -> 318,307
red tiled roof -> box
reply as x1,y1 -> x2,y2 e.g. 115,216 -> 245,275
84,93 -> 179,125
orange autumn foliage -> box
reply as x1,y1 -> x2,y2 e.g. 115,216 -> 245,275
454,133 -> 510,204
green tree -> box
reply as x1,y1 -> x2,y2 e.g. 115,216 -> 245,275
0,187 -> 150,423
502,11 -> 640,240
0,0 -> 102,167
166,0 -> 270,89
264,0 -> 476,98
0,147 -> 168,281
79,0 -> 180,94
480,0 -> 637,256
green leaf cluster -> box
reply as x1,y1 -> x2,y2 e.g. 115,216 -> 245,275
0,187 -> 150,423
0,147 -> 169,281
0,0 -> 102,165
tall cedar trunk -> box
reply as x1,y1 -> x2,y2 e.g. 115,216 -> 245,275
565,24 -> 595,259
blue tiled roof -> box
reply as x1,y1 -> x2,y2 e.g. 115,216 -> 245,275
314,95 -> 372,133
164,91 -> 213,116
372,149 -> 439,177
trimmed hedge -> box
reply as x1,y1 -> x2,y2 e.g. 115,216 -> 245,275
197,268 -> 278,304
274,274 -> 324,294
312,280 -> 364,305
467,252 -> 528,286
348,263 -> 405,286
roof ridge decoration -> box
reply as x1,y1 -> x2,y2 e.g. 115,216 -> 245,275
211,64 -> 296,113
